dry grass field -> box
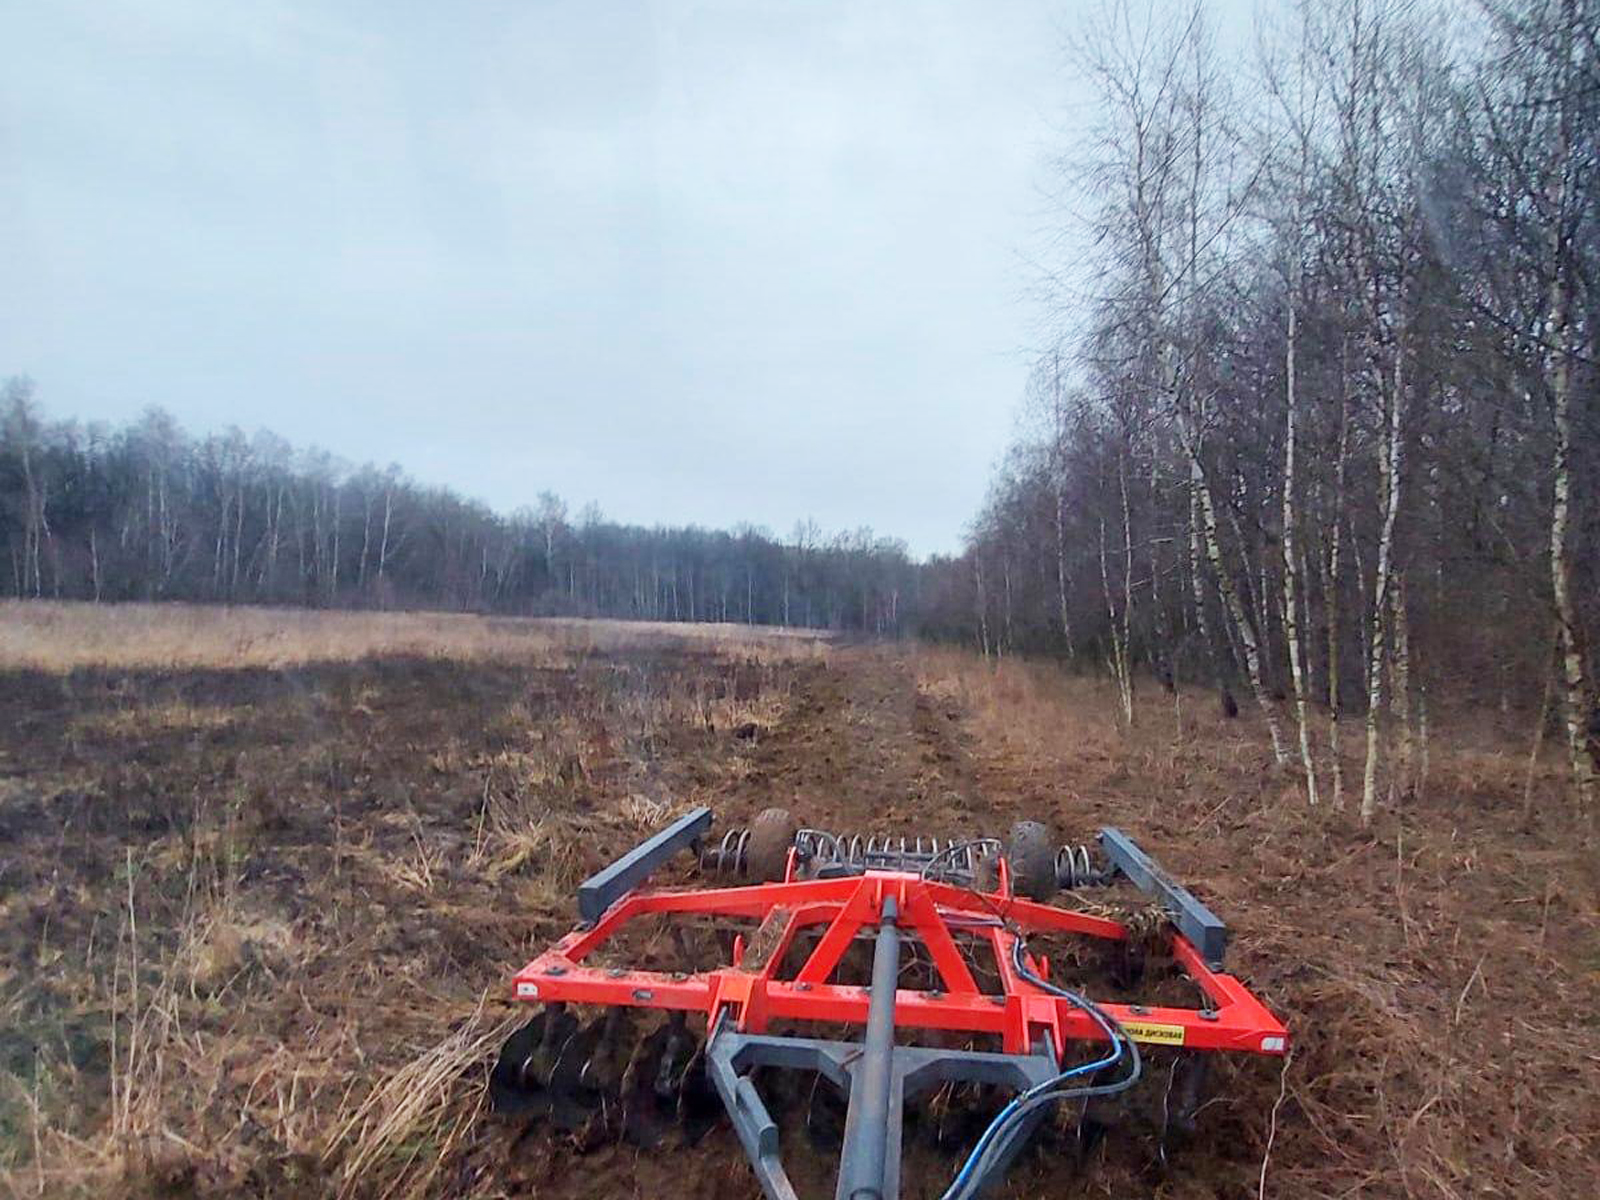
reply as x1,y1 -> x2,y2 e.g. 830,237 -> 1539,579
0,602 -> 830,672
0,603 -> 1595,1199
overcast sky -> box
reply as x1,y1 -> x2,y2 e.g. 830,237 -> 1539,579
1,0 -> 1096,557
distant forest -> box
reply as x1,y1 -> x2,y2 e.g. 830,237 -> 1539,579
2,0 -> 1595,811
0,383 -> 917,633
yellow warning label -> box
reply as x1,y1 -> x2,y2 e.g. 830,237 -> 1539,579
1119,1021 -> 1186,1046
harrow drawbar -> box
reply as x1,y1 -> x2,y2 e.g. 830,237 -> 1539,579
494,806 -> 1288,1199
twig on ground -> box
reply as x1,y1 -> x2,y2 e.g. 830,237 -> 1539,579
1258,1047 -> 1293,1200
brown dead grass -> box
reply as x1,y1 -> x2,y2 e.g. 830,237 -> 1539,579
910,646 -> 1600,1200
0,601 -> 831,673
0,606 -> 820,1199
2,610 -> 1596,1200
322,998 -> 520,1200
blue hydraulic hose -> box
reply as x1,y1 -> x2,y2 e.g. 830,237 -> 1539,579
917,841 -> 1143,1200
938,934 -> 1142,1200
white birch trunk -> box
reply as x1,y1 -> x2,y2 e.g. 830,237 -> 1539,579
1282,295 -> 1320,803
1325,383 -> 1349,809
1187,437 -> 1289,764
1387,572 -> 1414,801
1549,285 -> 1598,809
1099,516 -> 1134,724
1361,325 -> 1406,824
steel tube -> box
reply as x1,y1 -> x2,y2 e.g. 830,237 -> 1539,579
836,895 -> 899,1200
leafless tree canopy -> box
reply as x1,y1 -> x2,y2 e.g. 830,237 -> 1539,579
920,0 -> 1600,811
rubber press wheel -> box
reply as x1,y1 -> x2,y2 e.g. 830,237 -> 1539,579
1005,820 -> 1058,901
746,807 -> 798,882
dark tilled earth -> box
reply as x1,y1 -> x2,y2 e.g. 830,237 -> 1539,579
1,638 -> 1597,1199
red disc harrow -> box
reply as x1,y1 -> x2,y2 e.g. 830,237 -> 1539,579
496,807 -> 1288,1199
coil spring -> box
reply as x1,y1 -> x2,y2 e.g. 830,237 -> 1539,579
698,827 -> 752,877
1055,843 -> 1099,888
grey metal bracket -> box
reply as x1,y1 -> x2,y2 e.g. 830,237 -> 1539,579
577,805 -> 713,923
1097,826 -> 1228,968
706,1027 -> 1059,1200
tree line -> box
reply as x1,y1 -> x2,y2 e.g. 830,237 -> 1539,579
0,383 -> 914,634
923,0 -> 1599,815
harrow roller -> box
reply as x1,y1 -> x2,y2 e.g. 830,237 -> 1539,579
703,820 -> 1103,893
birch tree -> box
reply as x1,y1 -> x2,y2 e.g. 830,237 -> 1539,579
1264,6 -> 1330,802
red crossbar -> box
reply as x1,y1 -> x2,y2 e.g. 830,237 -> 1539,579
511,870 -> 1288,1059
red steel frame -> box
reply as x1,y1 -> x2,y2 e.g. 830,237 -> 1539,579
512,854 -> 1288,1061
